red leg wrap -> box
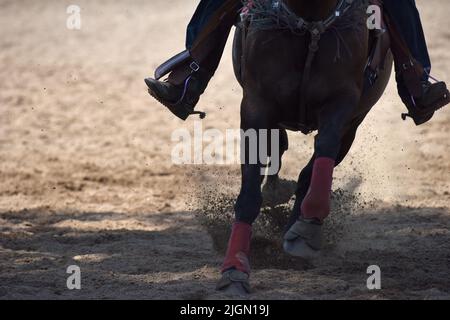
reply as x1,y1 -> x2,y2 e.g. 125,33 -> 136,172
301,157 -> 335,222
221,222 -> 252,274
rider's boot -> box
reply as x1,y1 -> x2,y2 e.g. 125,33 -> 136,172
145,67 -> 211,121
397,74 -> 450,125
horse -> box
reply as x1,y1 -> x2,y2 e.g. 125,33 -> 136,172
215,0 -> 393,294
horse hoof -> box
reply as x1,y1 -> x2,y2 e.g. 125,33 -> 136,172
219,281 -> 249,296
216,270 -> 251,295
283,218 -> 322,259
283,238 -> 320,259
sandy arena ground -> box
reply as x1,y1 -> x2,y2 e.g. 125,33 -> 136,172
0,0 -> 449,299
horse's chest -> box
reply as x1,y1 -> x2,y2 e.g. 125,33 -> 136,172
245,32 -> 349,101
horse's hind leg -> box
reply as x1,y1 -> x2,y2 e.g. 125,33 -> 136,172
262,128 -> 291,206
284,97 -> 359,257
266,127 -> 288,181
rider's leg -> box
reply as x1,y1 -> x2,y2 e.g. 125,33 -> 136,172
383,0 -> 430,77
185,0 -> 232,50
145,0 -> 242,120
384,0 -> 449,125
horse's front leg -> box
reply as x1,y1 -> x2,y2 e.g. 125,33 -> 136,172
216,95 -> 271,294
284,95 -> 358,258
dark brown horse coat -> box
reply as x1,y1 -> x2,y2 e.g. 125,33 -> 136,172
217,1 -> 393,285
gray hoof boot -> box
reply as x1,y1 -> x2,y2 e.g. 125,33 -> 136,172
216,270 -> 251,295
283,218 -> 322,258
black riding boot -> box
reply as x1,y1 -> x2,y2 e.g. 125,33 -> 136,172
145,67 -> 212,121
397,75 -> 450,126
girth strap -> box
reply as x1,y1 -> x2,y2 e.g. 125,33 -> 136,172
298,25 -> 323,134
